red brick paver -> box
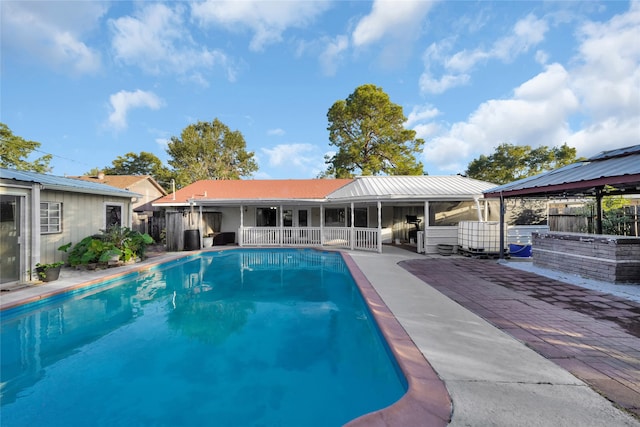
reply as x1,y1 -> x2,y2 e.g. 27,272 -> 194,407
399,258 -> 640,418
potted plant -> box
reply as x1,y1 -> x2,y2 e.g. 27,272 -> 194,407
34,242 -> 72,282
35,261 -> 64,282
203,234 -> 214,248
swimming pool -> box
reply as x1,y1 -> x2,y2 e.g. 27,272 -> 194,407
1,249 -> 406,426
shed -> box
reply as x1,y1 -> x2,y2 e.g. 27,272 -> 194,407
0,168 -> 140,286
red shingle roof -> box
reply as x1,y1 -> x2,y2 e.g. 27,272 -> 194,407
154,179 -> 353,204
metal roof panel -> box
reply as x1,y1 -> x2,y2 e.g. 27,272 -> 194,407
1,168 -> 140,197
327,175 -> 497,200
484,144 -> 640,197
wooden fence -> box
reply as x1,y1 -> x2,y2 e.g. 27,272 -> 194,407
548,205 -> 640,236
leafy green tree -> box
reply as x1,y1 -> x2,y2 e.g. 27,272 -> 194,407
98,151 -> 173,190
324,84 -> 424,178
0,122 -> 52,172
166,119 -> 258,187
465,143 -> 581,185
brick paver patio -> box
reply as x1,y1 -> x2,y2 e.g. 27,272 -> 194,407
399,257 -> 640,418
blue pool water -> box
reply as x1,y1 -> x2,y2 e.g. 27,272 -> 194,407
1,249 -> 406,426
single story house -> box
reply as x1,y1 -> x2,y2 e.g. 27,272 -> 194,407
0,168 -> 140,287
153,175 -> 499,254
72,173 -> 167,240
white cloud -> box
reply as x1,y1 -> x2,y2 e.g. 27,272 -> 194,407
566,117 -> 640,158
571,2 -> 640,121
261,143 -> 325,175
420,3 -> 640,175
422,63 -> 578,173
1,1 -> 104,74
419,73 -> 471,94
267,128 -> 286,136
110,3 -> 235,84
535,50 -> 549,65
319,35 -> 350,76
107,90 -> 165,131
413,122 -> 441,140
422,0 -> 640,174
420,14 -> 549,94
351,0 -> 435,47
405,105 -> 440,128
191,0 -> 331,52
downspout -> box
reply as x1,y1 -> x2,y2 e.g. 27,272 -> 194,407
474,197 -> 483,222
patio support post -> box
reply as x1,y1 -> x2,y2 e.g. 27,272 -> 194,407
320,204 -> 325,246
350,202 -> 355,250
279,204 -> 284,246
499,192 -> 505,259
424,201 -> 429,253
377,201 -> 382,253
595,187 -> 604,235
239,205 -> 244,247
199,205 -> 203,248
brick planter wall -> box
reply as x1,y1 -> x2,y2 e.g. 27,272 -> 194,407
532,232 -> 640,284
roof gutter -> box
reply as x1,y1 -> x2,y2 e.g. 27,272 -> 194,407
41,184 -> 141,198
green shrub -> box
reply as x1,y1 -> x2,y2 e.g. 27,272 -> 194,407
67,226 -> 154,267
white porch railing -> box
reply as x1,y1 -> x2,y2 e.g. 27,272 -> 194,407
354,228 -> 379,252
239,226 -> 380,252
322,227 -> 351,249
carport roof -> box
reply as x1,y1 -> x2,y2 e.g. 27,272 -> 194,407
483,144 -> 640,199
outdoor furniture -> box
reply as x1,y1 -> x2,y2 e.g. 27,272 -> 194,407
213,232 -> 236,246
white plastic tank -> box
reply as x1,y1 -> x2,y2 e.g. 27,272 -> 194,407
457,221 -> 504,253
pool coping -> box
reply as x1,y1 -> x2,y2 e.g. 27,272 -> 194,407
1,248 -> 452,426
341,252 -> 452,427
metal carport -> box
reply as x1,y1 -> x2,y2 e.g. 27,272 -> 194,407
482,144 -> 640,257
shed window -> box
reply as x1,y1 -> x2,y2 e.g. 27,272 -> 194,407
40,202 -> 62,233
106,204 -> 122,227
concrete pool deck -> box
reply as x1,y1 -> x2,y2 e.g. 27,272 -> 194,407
1,245 -> 639,426
348,246 -> 639,426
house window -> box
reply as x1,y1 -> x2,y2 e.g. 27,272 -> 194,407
348,207 -> 368,227
256,207 -> 277,226
106,204 -> 122,227
325,208 -> 346,226
283,209 -> 293,227
40,202 -> 62,233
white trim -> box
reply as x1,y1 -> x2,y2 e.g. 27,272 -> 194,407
103,202 -> 125,229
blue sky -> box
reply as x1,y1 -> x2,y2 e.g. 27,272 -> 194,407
2,0 -> 639,180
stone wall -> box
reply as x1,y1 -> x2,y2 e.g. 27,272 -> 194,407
532,232 -> 640,284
